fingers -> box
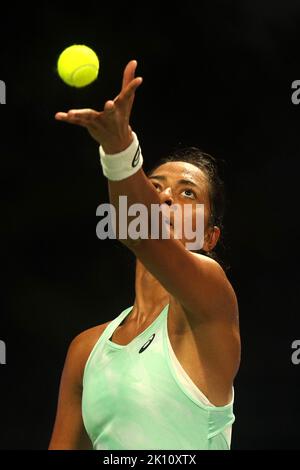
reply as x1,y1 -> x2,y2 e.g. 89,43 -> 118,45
122,60 -> 138,91
55,112 -> 68,120
55,108 -> 100,127
116,76 -> 143,109
123,76 -> 143,100
102,76 -> 142,123
54,61 -> 143,129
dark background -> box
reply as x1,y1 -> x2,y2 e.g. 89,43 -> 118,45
0,0 -> 299,450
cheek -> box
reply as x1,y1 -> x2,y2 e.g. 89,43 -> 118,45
204,208 -> 211,231
200,201 -> 211,230
181,204 -> 206,232
170,203 -> 208,239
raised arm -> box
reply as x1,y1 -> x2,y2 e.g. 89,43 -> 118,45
55,60 -> 238,327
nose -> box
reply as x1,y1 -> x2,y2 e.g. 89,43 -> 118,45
159,187 -> 173,206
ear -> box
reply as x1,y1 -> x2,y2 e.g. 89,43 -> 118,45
203,226 -> 221,252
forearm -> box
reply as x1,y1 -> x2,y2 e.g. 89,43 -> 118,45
100,132 -> 164,243
107,167 -> 161,239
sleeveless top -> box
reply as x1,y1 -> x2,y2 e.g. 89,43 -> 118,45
82,303 -> 235,450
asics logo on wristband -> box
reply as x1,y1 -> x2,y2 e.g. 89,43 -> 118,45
131,146 -> 141,168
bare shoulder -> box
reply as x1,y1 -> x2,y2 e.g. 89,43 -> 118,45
66,321 -> 112,387
189,252 -> 239,322
190,252 -> 234,287
190,251 -> 228,277
70,321 -> 112,356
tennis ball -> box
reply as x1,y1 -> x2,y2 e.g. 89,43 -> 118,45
57,44 -> 99,87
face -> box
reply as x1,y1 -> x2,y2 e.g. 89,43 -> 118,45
148,161 -> 220,252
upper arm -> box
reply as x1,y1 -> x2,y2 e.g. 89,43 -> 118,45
48,328 -> 104,450
130,241 -> 240,381
130,237 -> 238,325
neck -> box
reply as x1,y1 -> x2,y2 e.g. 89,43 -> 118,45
130,259 -> 170,325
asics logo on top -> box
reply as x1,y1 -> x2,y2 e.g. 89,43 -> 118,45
139,333 -> 155,353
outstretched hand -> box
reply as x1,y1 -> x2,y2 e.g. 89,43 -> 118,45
55,60 -> 143,154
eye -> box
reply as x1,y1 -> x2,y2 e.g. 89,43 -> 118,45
181,189 -> 196,199
152,182 -> 161,192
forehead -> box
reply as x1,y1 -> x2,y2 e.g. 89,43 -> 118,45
150,161 -> 207,186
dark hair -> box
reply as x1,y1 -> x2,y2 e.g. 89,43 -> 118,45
146,147 -> 228,269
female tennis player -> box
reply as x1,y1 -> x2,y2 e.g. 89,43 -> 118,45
49,60 -> 240,450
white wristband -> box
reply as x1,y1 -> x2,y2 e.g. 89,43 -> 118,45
99,132 -> 143,181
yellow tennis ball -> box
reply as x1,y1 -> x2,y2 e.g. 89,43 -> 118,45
57,44 -> 99,87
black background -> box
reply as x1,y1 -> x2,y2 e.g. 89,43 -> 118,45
0,0 -> 299,450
